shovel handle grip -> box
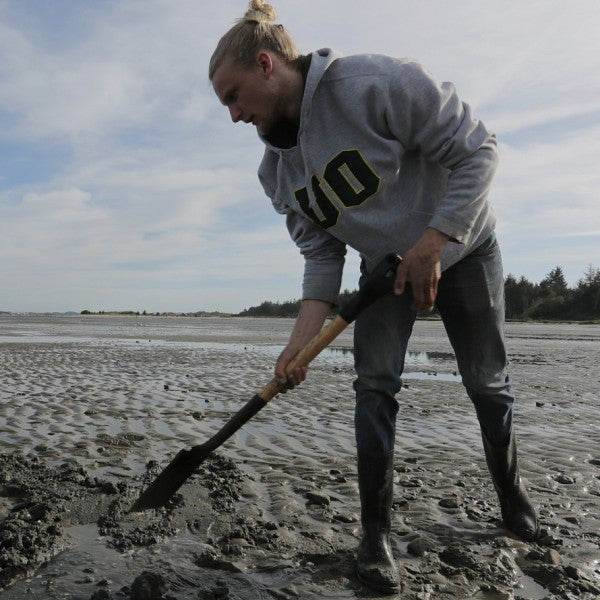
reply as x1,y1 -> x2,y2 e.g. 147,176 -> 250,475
258,253 -> 401,403
258,315 -> 349,402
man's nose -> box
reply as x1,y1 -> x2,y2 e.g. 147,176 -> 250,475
229,105 -> 242,123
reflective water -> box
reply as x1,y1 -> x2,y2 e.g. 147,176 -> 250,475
0,315 -> 462,382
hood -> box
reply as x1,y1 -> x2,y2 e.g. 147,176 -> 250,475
299,48 -> 341,124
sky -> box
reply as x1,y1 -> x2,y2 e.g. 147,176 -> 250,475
1,0 -> 599,313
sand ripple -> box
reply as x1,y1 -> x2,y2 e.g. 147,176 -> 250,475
1,316 -> 599,598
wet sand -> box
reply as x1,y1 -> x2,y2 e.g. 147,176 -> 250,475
0,315 -> 599,599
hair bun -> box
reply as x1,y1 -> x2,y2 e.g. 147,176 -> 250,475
244,0 -> 276,24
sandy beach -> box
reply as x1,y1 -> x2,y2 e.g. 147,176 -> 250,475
1,314 -> 599,599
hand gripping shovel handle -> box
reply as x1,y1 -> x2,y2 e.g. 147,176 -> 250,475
259,253 -> 401,402
129,253 -> 401,512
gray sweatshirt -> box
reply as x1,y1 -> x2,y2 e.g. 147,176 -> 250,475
258,48 -> 498,305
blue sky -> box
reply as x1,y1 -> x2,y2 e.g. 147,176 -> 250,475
1,0 -> 599,313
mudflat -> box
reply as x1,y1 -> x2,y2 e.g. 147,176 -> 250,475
1,315 -> 599,599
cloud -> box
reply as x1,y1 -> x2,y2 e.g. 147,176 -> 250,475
1,0 -> 599,311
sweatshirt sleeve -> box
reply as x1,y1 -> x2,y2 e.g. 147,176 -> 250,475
385,61 -> 498,243
285,210 -> 347,305
258,150 -> 347,305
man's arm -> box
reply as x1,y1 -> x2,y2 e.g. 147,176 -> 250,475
275,299 -> 332,386
387,62 -> 499,244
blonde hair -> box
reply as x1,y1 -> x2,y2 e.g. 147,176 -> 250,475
209,0 -> 299,79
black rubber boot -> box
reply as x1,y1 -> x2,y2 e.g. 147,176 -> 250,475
481,429 -> 540,541
356,451 -> 399,595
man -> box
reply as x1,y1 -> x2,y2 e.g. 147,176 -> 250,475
210,1 -> 539,594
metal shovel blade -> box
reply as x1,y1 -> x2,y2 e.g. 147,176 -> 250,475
129,393 -> 266,512
129,445 -> 210,512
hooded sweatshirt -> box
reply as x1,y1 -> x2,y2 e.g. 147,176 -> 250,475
258,48 -> 498,305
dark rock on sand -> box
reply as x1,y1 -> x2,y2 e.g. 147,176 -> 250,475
130,571 -> 171,599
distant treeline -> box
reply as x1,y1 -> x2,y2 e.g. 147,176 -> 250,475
79,309 -> 228,317
238,265 -> 600,322
504,265 -> 600,320
237,290 -> 356,319
78,265 -> 600,322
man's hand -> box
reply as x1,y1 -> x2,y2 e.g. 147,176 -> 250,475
394,228 -> 449,311
274,299 -> 332,389
275,346 -> 308,389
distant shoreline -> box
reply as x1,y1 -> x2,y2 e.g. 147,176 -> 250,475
1,311 -> 598,325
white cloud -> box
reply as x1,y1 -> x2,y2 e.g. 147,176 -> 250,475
20,188 -> 104,221
495,124 -> 600,223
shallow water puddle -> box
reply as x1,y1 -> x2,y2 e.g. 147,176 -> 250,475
467,571 -> 549,600
325,347 -> 462,382
3,523 -> 127,599
1,323 -> 462,382
403,370 -> 461,382
470,572 -> 549,600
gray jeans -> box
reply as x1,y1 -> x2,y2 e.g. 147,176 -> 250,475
353,234 -> 513,454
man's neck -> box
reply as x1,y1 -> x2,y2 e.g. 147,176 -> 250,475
265,54 -> 312,148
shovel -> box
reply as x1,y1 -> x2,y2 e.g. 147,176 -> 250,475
129,253 -> 401,512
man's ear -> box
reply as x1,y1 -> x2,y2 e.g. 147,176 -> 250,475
257,51 -> 274,77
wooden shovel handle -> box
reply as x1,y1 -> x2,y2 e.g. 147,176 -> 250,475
256,253 -> 401,403
258,315 -> 349,402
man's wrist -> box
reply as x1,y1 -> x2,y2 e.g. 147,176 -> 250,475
422,227 -> 450,253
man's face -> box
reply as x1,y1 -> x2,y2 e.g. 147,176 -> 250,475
212,56 -> 278,136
